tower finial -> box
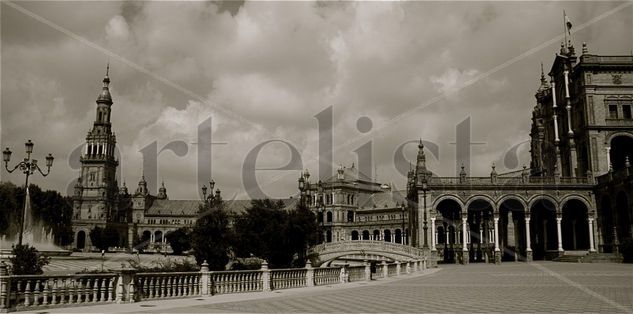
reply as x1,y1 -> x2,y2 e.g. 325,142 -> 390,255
106,62 -> 110,77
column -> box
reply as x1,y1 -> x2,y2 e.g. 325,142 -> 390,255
606,147 -> 611,171
494,217 -> 500,252
588,217 -> 596,252
525,217 -> 532,252
525,216 -> 533,262
462,217 -> 468,252
556,215 -> 564,253
431,218 -> 436,251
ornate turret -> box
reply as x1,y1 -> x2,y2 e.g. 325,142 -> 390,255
135,175 -> 148,196
415,139 -> 432,184
157,181 -> 168,199
119,181 -> 128,195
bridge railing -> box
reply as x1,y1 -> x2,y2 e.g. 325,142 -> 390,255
0,258 -> 429,312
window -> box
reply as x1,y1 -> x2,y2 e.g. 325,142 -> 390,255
623,105 -> 632,119
609,105 -> 619,119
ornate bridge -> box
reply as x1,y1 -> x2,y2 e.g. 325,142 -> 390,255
309,240 -> 433,267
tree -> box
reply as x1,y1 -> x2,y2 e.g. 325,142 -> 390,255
9,244 -> 49,275
233,199 -> 315,268
0,183 -> 73,246
89,226 -> 120,252
191,203 -> 233,270
165,227 -> 192,255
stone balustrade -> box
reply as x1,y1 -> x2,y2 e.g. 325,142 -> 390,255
0,258 -> 427,312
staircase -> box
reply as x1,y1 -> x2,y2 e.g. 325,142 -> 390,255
553,251 -> 623,263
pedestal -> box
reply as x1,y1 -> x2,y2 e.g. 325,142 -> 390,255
494,251 -> 502,265
526,250 -> 533,263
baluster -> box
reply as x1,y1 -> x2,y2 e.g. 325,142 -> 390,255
51,278 -> 58,305
178,276 -> 183,296
23,280 -> 31,307
42,279 -> 49,306
193,276 -> 199,295
100,278 -> 106,302
168,276 -> 174,297
149,277 -> 155,299
92,278 -> 99,302
33,279 -> 41,306
160,276 -> 166,298
107,277 -> 114,302
68,278 -> 76,304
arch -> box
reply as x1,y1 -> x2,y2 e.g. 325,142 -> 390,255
610,135 -> 633,171
497,195 -> 528,209
154,230 -> 163,243
373,229 -> 380,240
326,211 -> 333,223
395,229 -> 402,244
559,195 -> 593,212
76,230 -> 86,250
432,195 -> 464,211
464,195 -> 496,211
362,230 -> 370,240
528,195 -> 559,213
384,229 -> 392,242
351,230 -> 359,241
561,199 -> 590,250
605,131 -> 633,144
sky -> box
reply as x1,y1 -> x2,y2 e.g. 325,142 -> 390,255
1,1 -> 632,201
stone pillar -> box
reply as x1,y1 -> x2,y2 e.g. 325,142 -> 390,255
364,261 -> 371,282
588,217 -> 596,252
115,269 -> 136,303
200,261 -> 210,295
606,147 -> 611,171
406,262 -> 411,274
462,217 -> 469,265
339,264 -> 348,283
0,262 -> 8,310
381,261 -> 388,278
494,216 -> 501,264
395,261 -> 401,276
306,260 -> 315,287
525,216 -> 533,262
431,218 -> 436,251
556,215 -> 564,254
261,261 -> 271,292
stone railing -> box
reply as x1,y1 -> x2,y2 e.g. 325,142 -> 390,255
0,258 -> 428,312
430,176 -> 591,186
210,270 -> 262,294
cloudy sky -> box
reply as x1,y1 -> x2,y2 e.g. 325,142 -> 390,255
1,1 -> 632,200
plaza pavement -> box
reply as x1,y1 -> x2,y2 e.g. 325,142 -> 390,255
40,261 -> 633,313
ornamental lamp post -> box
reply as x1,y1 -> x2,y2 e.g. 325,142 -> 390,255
4,140 -> 54,246
298,175 -> 305,207
421,176 -> 429,249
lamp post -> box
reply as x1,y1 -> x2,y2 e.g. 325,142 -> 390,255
201,179 -> 218,208
421,177 -> 429,249
3,140 -> 54,246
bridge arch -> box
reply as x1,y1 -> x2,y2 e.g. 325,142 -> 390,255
309,241 -> 429,267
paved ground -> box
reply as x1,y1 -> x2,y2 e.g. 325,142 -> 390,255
45,262 -> 633,313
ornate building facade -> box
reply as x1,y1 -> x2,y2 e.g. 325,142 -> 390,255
300,42 -> 633,264
72,40 -> 632,263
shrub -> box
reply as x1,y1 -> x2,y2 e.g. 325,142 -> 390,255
9,244 -> 50,275
620,238 -> 633,263
127,257 -> 199,272
89,226 -> 120,252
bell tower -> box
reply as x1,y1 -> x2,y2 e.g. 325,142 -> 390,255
73,65 -> 119,223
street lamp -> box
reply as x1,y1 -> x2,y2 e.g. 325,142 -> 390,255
3,140 -> 54,246
421,176 -> 429,249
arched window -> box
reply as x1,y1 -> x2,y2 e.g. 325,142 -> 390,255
347,211 -> 354,222
326,211 -> 333,223
362,230 -> 370,240
351,230 -> 359,240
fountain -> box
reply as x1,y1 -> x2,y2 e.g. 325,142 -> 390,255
0,187 -> 72,258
